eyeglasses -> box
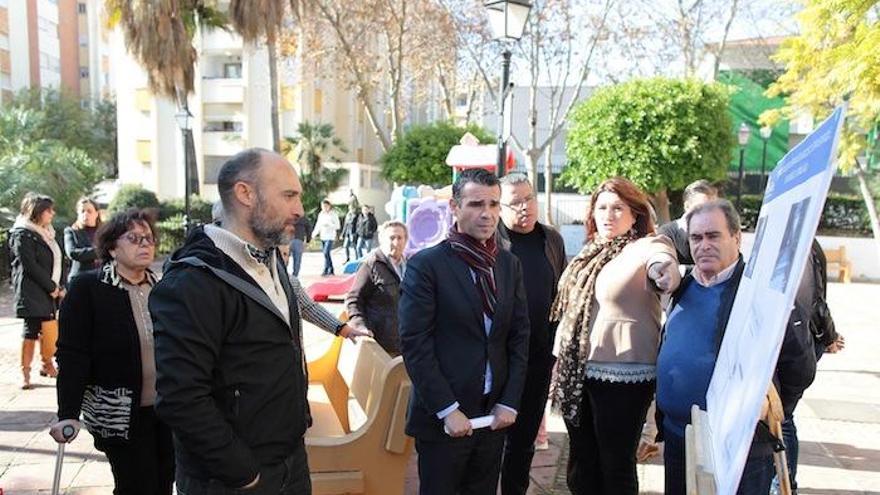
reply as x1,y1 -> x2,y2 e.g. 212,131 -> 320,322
123,233 -> 156,246
501,195 -> 535,211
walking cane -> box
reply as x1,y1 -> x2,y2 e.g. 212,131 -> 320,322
51,424 -> 76,495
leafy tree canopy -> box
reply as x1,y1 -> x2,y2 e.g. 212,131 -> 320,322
380,122 -> 494,186
761,0 -> 880,169
562,77 -> 735,194
0,108 -> 103,224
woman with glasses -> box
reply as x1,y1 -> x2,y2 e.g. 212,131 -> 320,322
50,209 -> 174,494
551,178 -> 680,494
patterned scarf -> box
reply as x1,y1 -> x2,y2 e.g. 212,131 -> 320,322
447,224 -> 498,317
549,232 -> 636,425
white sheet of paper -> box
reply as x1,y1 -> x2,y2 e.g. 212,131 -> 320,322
443,415 -> 494,435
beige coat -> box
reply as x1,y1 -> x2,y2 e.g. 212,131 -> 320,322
555,235 -> 676,365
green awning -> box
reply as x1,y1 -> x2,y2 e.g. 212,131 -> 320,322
718,71 -> 789,173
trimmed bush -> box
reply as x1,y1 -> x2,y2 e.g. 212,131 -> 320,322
738,194 -> 871,236
109,184 -> 160,216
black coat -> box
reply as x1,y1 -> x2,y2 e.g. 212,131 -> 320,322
399,241 -> 530,441
356,213 -> 378,239
56,264 -> 157,446
63,226 -> 99,284
150,227 -> 308,488
345,249 -> 402,355
9,226 -> 61,318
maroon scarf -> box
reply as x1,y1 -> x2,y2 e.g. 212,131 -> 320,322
447,224 -> 498,316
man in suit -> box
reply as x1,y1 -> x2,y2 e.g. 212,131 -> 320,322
399,168 -> 530,495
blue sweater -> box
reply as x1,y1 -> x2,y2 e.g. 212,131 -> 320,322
656,278 -> 731,437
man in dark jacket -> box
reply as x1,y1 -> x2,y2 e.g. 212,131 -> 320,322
399,169 -> 530,495
656,200 -> 816,495
150,148 -> 368,494
355,205 -> 378,259
496,173 -> 566,495
345,220 -> 407,355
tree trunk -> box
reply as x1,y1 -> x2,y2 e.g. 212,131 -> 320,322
854,160 -> 880,262
544,139 -> 554,226
525,149 -> 541,193
268,34 -> 281,153
653,188 -> 671,225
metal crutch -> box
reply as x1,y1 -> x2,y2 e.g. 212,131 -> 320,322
51,424 -> 76,495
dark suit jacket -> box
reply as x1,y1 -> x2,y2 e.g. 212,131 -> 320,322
399,240 -> 530,441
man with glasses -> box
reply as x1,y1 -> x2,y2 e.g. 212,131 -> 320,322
496,173 -> 566,495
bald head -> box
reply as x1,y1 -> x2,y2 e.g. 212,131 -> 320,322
217,148 -> 305,247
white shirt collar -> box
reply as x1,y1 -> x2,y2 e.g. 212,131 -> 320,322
692,259 -> 738,287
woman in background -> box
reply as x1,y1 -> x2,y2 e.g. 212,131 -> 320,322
64,197 -> 102,284
9,193 -> 64,388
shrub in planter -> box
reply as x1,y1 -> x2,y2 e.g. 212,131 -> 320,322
155,214 -> 186,255
109,185 -> 160,217
159,196 -> 214,223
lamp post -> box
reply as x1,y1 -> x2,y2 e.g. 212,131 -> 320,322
736,122 -> 751,211
484,0 -> 531,175
175,108 -> 194,233
759,125 -> 772,192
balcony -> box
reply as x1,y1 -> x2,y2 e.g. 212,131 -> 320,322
202,131 -> 245,156
201,78 -> 244,104
201,29 -> 243,54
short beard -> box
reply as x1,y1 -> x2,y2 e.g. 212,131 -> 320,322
250,194 -> 291,248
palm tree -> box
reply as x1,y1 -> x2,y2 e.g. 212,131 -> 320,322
106,0 -> 228,196
229,0 -> 287,152
283,121 -> 348,216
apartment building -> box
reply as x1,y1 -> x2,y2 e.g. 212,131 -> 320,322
58,0 -> 113,105
0,0 -> 111,106
1,0 -> 61,103
115,24 -> 393,216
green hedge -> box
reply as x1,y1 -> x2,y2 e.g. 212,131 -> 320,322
738,194 -> 872,236
155,214 -> 187,255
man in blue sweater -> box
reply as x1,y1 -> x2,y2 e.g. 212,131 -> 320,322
656,199 -> 816,495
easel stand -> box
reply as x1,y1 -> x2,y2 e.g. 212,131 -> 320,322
685,405 -> 792,495
686,405 -> 717,495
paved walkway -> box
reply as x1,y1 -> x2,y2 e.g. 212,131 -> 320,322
0,247 -> 878,493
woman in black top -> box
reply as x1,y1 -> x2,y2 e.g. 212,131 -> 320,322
50,209 -> 174,494
9,193 -> 64,389
64,197 -> 102,284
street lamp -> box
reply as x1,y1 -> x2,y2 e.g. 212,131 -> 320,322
759,125 -> 772,192
175,108 -> 194,233
485,0 -> 531,175
736,122 -> 751,211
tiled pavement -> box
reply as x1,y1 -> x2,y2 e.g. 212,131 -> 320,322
1,248 -> 878,494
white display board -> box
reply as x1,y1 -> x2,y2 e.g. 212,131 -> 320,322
704,105 -> 847,494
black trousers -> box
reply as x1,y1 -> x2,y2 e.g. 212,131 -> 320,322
563,378 -> 654,495
416,427 -> 505,495
175,440 -> 311,495
500,357 -> 553,495
98,406 -> 175,495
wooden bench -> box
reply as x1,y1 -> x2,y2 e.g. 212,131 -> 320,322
824,245 -> 853,283
306,336 -> 413,495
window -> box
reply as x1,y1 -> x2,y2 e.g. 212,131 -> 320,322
223,63 -> 242,79
79,34 -> 88,46
456,93 -> 468,107
79,67 -> 89,78
371,168 -> 386,190
204,121 -> 243,132
77,3 -> 86,14
313,88 -> 322,114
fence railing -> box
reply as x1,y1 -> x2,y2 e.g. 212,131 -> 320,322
537,196 -> 589,226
